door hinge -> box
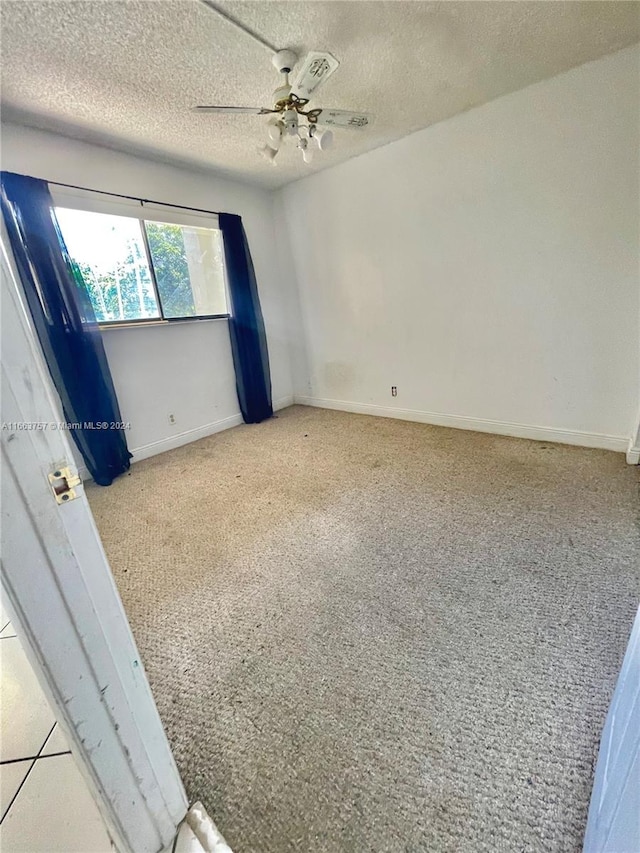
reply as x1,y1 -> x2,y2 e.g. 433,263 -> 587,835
48,466 -> 82,504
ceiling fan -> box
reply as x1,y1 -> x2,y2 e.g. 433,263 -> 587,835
193,49 -> 372,165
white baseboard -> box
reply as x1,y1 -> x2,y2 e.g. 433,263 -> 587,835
627,411 -> 640,464
274,395 -> 294,411
626,442 -> 640,465
293,395 -> 630,454
130,414 -> 244,463
79,396 -> 295,482
131,395 -> 293,463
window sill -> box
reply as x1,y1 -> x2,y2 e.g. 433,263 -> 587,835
99,316 -> 230,331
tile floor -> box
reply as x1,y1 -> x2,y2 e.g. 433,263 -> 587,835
0,599 -> 114,852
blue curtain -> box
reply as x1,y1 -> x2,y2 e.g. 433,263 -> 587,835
1,171 -> 132,486
219,213 -> 273,424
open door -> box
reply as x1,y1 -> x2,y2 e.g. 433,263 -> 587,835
1,232 -> 188,851
583,607 -> 640,852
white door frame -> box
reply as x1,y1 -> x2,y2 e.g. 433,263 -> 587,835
627,409 -> 640,464
1,231 -> 188,852
583,607 -> 640,852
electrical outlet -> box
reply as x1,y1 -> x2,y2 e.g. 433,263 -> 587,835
168,413 -> 176,424
391,386 -> 398,397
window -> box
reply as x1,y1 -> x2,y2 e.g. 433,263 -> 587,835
145,221 -> 226,319
55,205 -> 227,325
56,209 -> 160,323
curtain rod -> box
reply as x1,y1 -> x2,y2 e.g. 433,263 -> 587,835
47,180 -> 223,217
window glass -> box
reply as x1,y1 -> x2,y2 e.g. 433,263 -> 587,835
144,221 -> 227,318
56,208 -> 159,323
55,207 -> 228,323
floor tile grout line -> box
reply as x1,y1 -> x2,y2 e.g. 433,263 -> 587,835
0,750 -> 72,766
0,758 -> 35,825
1,756 -> 42,766
0,723 -> 57,824
36,750 -> 72,760
36,722 -> 58,760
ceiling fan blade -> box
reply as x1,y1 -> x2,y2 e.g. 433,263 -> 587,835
315,109 -> 372,129
291,51 -> 339,100
193,106 -> 270,114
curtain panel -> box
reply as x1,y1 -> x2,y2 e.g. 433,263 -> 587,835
219,213 -> 273,424
1,171 -> 132,486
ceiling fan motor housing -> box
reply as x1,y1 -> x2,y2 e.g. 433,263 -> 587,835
272,84 -> 291,105
272,49 -> 298,75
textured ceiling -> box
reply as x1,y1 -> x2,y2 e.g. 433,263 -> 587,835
1,1 -> 639,189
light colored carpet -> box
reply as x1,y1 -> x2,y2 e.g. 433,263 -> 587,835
87,405 -> 640,853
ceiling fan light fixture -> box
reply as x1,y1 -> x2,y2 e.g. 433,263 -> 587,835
266,116 -> 283,145
311,126 -> 333,151
297,136 -> 313,165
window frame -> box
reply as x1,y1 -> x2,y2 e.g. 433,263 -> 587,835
51,188 -> 230,328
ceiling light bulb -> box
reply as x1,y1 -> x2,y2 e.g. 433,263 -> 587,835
257,144 -> 278,166
297,137 -> 313,165
312,127 -> 333,151
267,117 -> 282,145
267,130 -> 281,152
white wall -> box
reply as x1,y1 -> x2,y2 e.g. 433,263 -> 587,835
1,123 -> 294,462
100,320 -> 239,457
278,46 -> 640,451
